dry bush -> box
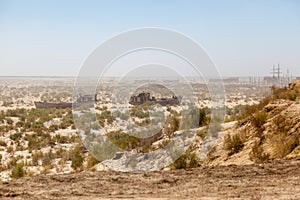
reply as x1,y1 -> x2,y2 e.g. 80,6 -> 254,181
271,133 -> 299,158
237,96 -> 272,121
271,86 -> 298,101
251,111 -> 267,129
31,151 -> 43,166
169,149 -> 200,170
224,133 -> 245,156
86,155 -> 100,169
273,114 -> 291,133
164,115 -> 179,139
196,128 -> 208,139
42,150 -> 54,166
199,108 -> 208,127
0,140 -> 7,147
42,165 -> 52,174
249,141 -> 269,163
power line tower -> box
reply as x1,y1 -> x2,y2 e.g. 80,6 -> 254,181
270,63 -> 282,79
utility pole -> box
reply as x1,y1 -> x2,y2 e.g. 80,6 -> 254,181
277,63 -> 281,79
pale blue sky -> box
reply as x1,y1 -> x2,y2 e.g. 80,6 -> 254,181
0,0 -> 299,76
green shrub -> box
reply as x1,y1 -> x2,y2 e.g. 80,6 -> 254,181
49,124 -> 59,132
224,134 -> 245,156
97,110 -> 115,125
107,130 -> 140,151
11,163 -> 24,178
10,132 -> 22,141
53,134 -> 70,143
0,140 -> 7,147
71,146 -> 84,170
26,132 -> 52,150
6,117 -> 14,125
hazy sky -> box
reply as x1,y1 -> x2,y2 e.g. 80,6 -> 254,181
0,0 -> 299,77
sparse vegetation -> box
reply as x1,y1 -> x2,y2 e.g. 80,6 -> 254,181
164,115 -> 179,138
249,141 -> 269,163
11,163 -> 25,178
170,148 -> 200,170
224,133 -> 245,156
251,111 -> 267,129
86,154 -> 100,169
273,114 -> 291,133
0,140 -> 7,147
196,128 -> 208,139
237,96 -> 272,122
198,108 -> 208,127
0,77 -> 299,185
107,130 -> 140,151
130,105 -> 149,119
42,150 -> 54,166
97,110 -> 115,125
7,146 -> 14,153
2,101 -> 13,107
271,133 -> 299,158
10,132 -> 22,141
31,151 -> 43,166
271,85 -> 298,101
71,146 -> 84,170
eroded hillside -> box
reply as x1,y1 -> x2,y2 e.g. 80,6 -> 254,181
206,80 -> 300,166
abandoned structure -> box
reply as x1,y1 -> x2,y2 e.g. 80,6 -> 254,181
34,94 -> 97,109
129,92 -> 180,106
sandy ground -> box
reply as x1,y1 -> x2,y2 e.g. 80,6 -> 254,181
1,158 -> 300,200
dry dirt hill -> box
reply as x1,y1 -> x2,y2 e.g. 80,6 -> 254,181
206,80 -> 300,166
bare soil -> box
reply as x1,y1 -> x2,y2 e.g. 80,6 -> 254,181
1,158 -> 300,200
